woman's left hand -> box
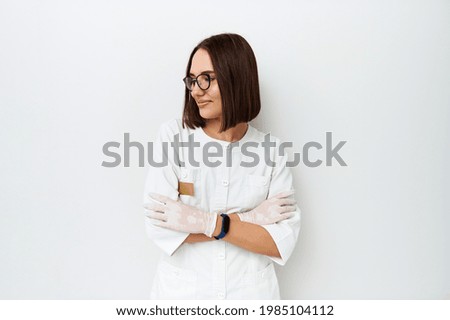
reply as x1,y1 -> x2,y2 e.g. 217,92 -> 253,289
144,193 -> 218,237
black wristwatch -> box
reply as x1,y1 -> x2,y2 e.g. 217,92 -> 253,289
214,213 -> 230,240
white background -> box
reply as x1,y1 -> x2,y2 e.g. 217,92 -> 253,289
0,0 -> 449,299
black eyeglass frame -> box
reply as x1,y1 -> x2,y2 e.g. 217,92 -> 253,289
182,73 -> 216,91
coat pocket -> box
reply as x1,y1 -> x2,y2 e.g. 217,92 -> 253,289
245,174 -> 270,208
238,262 -> 280,299
179,168 -> 202,205
151,260 -> 197,299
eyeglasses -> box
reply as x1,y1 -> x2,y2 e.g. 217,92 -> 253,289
183,73 -> 216,91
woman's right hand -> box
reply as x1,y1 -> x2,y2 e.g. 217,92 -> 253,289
237,190 -> 297,225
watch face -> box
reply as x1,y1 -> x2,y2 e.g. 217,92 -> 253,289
222,214 -> 230,233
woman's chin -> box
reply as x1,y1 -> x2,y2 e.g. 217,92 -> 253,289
199,109 -> 220,120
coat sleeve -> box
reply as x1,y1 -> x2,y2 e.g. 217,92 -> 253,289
143,120 -> 189,255
261,139 -> 302,266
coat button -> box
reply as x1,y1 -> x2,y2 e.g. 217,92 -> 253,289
181,172 -> 187,179
217,292 -> 225,299
222,180 -> 229,186
218,253 -> 225,260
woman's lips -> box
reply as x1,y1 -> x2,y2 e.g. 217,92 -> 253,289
197,101 -> 211,107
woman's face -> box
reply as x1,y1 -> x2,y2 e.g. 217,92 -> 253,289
189,49 -> 222,121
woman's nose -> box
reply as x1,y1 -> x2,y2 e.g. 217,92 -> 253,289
190,83 -> 204,98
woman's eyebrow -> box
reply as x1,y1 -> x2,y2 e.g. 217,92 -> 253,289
189,70 -> 215,76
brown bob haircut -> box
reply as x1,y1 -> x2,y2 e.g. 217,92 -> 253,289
182,33 -> 261,132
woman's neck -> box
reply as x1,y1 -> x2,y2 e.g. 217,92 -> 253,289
203,120 -> 249,143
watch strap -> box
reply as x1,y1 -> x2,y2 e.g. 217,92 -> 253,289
214,213 -> 230,240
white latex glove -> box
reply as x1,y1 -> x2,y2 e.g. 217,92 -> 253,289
237,190 -> 297,225
144,192 -> 218,237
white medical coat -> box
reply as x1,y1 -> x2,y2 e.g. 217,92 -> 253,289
143,119 -> 301,299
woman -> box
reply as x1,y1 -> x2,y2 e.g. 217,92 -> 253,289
143,33 -> 301,299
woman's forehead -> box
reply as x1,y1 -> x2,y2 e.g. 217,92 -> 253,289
190,49 -> 214,76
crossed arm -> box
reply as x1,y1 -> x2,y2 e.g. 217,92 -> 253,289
146,191 -> 297,259
183,213 -> 281,258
